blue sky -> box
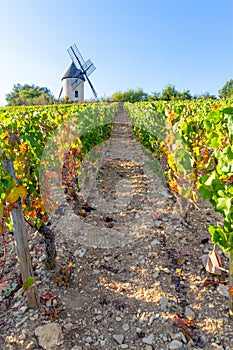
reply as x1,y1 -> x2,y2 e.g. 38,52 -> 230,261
0,0 -> 232,105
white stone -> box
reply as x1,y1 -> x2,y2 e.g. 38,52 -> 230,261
217,285 -> 229,298
122,323 -> 130,331
39,254 -> 47,262
35,323 -> 62,349
145,346 -> 153,350
74,248 -> 86,258
142,333 -> 154,345
185,306 -> 196,320
174,332 -> 187,343
113,334 -> 124,344
95,315 -> 103,321
160,296 -> 169,311
64,322 -> 73,331
85,336 -> 93,343
148,315 -> 156,326
169,339 -> 183,349
151,239 -> 160,246
154,281 -> 161,287
26,342 -> 36,350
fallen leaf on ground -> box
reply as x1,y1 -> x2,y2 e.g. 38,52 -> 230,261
172,314 -> 194,340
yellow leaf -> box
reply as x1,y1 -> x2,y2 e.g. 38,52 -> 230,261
6,187 -> 19,204
6,185 -> 28,204
16,185 -> 28,200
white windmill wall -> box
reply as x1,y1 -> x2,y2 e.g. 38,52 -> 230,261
62,78 -> 84,103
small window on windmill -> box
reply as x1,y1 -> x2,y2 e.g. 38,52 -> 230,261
75,91 -> 79,98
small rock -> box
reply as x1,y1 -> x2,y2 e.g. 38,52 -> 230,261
151,239 -> 160,246
154,281 -> 161,287
154,220 -> 163,228
163,267 -> 171,274
197,334 -> 207,348
148,315 -> 156,326
71,346 -> 82,350
145,346 -> 153,350
39,254 -> 46,262
122,323 -> 130,331
13,288 -> 24,300
169,339 -> 183,349
95,315 -> 103,321
203,248 -> 209,254
136,328 -> 145,339
185,307 -> 196,320
217,285 -> 229,298
64,322 -> 73,331
19,333 -> 26,340
20,306 -> 28,314
174,332 -> 187,344
113,334 -> 124,344
142,333 -> 154,345
74,248 -> 86,258
116,316 -> 122,321
35,323 -> 62,350
153,271 -> 159,279
86,336 -> 93,343
160,296 -> 169,311
26,342 -> 36,350
120,345 -> 128,349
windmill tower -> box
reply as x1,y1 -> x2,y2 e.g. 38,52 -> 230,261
59,44 -> 98,102
61,62 -> 85,102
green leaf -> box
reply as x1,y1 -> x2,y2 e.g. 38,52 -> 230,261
216,197 -> 232,218
209,225 -> 229,251
198,185 -> 213,200
222,107 -> 233,115
204,172 -> 216,186
23,276 -> 35,291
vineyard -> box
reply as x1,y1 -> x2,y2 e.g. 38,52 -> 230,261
0,99 -> 233,349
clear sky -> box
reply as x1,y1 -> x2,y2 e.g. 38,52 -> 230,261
0,0 -> 232,105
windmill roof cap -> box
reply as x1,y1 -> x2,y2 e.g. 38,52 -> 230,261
62,61 -> 85,81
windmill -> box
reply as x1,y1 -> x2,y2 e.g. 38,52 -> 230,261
59,43 -> 98,102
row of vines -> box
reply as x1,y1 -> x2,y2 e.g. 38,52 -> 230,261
0,102 -> 115,306
125,99 -> 233,315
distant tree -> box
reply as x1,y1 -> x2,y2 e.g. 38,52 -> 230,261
194,92 -> 216,100
179,89 -> 192,100
111,88 -> 148,103
160,85 -> 179,100
148,91 -> 161,101
218,79 -> 233,98
6,84 -> 54,106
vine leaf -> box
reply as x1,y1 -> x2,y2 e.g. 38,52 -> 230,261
6,185 -> 28,204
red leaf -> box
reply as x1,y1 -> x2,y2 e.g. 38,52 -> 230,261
0,281 -> 7,293
41,292 -> 55,300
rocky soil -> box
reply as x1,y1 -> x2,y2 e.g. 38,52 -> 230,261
0,106 -> 232,350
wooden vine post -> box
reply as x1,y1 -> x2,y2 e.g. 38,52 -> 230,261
4,158 -> 40,308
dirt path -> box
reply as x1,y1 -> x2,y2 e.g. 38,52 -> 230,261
1,104 -> 232,350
